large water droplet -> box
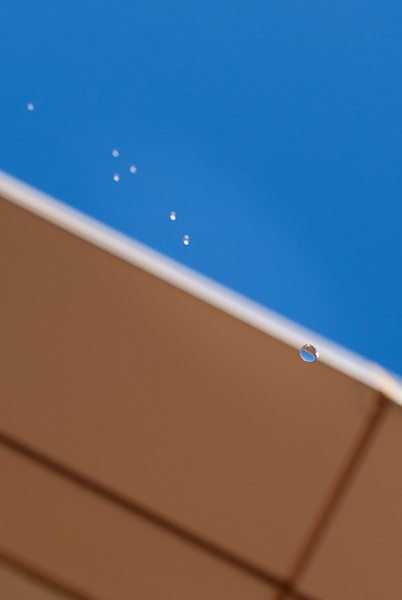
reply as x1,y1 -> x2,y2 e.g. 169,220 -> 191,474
27,103 -> 34,111
300,344 -> 319,363
183,235 -> 190,246
112,149 -> 119,157
170,211 -> 177,221
129,165 -> 137,174
113,173 -> 120,182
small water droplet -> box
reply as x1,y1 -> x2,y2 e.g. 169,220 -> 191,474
183,235 -> 190,245
129,165 -> 137,174
170,211 -> 177,221
113,173 -> 120,182
300,344 -> 319,363
27,103 -> 34,111
112,149 -> 119,157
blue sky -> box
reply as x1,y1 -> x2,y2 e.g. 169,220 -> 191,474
1,1 -> 402,375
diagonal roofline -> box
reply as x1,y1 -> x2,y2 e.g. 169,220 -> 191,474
0,170 -> 401,404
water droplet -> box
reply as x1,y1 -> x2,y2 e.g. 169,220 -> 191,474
112,149 -> 119,157
27,103 -> 34,111
170,211 -> 177,221
183,235 -> 190,246
113,173 -> 120,182
299,344 -> 319,363
129,165 -> 137,174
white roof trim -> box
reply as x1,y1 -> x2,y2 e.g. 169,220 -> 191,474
1,170 -> 401,405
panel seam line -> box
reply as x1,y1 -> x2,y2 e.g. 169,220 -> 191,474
0,429 -> 314,599
272,392 -> 389,600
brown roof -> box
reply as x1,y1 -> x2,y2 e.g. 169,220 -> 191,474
0,172 -> 402,600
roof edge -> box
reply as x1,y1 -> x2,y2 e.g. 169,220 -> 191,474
1,171 -> 401,404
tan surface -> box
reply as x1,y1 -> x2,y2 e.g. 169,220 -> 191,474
299,402 -> 402,599
0,196 -> 378,577
0,562 -> 65,600
0,445 -> 274,600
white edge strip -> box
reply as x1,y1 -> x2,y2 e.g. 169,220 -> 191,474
1,170 -> 402,405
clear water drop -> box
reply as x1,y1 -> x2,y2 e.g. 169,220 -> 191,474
112,149 -> 119,157
27,103 -> 34,111
170,211 -> 177,221
300,344 -> 319,363
183,235 -> 190,246
129,165 -> 137,174
113,173 -> 120,182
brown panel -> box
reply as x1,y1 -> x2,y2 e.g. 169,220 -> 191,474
0,445 -> 274,600
299,402 -> 402,599
0,197 -> 377,575
0,561 -> 65,600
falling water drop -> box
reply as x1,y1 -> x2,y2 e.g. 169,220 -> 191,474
170,211 -> 177,221
129,165 -> 137,174
113,173 -> 120,182
183,235 -> 190,246
27,103 -> 34,111
112,149 -> 119,157
299,344 -> 319,363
